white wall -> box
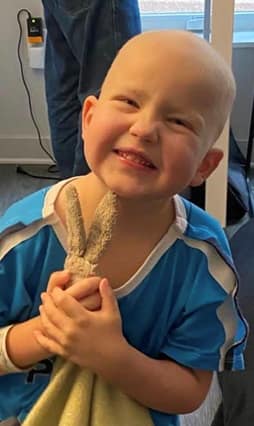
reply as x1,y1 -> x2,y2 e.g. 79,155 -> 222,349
0,1 -> 51,163
0,3 -> 253,163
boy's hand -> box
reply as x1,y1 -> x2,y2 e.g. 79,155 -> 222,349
34,278 -> 124,370
46,271 -> 102,311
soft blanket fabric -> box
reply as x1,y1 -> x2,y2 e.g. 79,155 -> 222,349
23,357 -> 153,426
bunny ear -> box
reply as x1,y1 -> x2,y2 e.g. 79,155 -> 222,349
64,185 -> 118,279
64,184 -> 87,257
85,191 -> 118,265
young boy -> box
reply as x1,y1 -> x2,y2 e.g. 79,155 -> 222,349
0,30 -> 247,426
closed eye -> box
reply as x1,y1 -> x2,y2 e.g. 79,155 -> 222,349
114,96 -> 139,108
167,113 -> 204,135
167,117 -> 186,127
124,98 -> 139,108
167,117 -> 196,132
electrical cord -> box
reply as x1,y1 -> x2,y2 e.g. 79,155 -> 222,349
16,165 -> 60,181
17,9 -> 60,180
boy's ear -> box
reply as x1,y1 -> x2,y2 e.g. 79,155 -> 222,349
82,95 -> 98,137
190,148 -> 224,187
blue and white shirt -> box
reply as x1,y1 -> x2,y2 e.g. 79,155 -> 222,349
0,179 -> 247,425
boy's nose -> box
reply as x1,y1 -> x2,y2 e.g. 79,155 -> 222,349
129,115 -> 159,143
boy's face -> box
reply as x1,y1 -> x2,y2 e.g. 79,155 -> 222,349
82,36 -> 222,201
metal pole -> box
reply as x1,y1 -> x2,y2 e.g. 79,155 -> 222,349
205,0 -> 235,226
203,0 -> 211,41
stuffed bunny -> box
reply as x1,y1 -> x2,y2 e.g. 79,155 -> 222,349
23,185 -> 153,426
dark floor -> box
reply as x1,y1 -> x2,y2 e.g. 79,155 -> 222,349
0,164 -> 60,216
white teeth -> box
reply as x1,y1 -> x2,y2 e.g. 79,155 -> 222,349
119,151 -> 153,167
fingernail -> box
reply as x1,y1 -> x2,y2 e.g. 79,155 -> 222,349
41,292 -> 46,301
101,278 -> 109,290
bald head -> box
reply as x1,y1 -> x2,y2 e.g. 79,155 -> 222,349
101,30 -> 236,143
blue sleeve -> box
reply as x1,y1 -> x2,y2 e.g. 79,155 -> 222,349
0,187 -> 50,237
0,236 -> 44,326
160,251 -> 247,372
0,187 -> 57,326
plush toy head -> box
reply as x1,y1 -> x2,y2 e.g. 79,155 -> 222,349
64,184 -> 117,281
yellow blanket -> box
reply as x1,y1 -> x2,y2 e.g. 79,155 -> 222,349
22,186 -> 154,426
22,357 -> 153,426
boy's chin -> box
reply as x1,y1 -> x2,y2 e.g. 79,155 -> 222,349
106,185 -> 149,200
107,186 -> 167,202
96,175 -> 174,200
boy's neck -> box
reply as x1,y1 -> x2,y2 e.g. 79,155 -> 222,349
84,173 -> 175,235
117,196 -> 174,233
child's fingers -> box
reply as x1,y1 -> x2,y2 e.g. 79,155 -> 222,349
80,291 -> 101,311
66,276 -> 101,301
41,292 -> 70,329
34,330 -> 66,358
39,304 -> 64,344
100,278 -> 119,314
47,270 -> 71,293
50,287 -> 87,319
40,294 -> 83,351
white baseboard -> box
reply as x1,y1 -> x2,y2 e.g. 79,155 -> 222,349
0,137 -> 55,165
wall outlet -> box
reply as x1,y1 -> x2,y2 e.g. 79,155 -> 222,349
27,29 -> 47,69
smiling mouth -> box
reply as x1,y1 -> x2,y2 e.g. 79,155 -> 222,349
114,149 -> 156,169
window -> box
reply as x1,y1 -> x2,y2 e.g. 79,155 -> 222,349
138,1 -> 254,44
235,0 -> 254,12
139,1 -> 254,13
139,1 -> 205,13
